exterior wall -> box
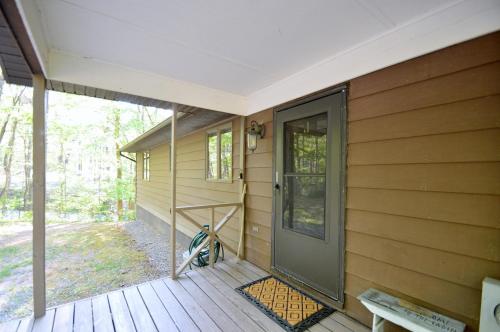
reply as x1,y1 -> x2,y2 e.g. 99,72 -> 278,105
344,31 -> 500,331
243,109 -> 274,269
133,32 -> 499,331
242,32 -> 500,331
136,117 -> 243,251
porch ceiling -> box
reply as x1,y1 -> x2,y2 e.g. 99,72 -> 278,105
0,2 -> 173,109
13,0 -> 500,114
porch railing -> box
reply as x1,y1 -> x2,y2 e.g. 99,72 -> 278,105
173,184 -> 246,277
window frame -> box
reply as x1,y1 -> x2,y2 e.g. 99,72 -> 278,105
143,151 -> 150,181
205,122 -> 233,183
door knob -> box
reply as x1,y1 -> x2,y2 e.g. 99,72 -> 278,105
274,184 -> 280,190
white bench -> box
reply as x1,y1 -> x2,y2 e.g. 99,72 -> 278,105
358,289 -> 466,332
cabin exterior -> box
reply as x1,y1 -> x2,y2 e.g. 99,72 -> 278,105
122,32 -> 500,331
0,1 -> 499,331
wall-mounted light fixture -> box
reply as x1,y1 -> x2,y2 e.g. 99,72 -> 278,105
247,120 -> 265,152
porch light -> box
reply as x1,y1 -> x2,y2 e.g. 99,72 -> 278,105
247,120 -> 265,152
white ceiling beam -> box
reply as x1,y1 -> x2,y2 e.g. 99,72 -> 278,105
247,0 -> 500,113
47,50 -> 248,114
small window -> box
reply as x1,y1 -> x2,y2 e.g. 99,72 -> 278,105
143,152 -> 150,181
220,129 -> 232,180
207,133 -> 218,180
206,124 -> 232,181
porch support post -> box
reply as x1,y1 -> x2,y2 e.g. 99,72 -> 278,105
32,74 -> 47,317
237,116 -> 246,259
209,208 -> 215,267
170,104 -> 178,279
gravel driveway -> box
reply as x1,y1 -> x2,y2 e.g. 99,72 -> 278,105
122,221 -> 189,276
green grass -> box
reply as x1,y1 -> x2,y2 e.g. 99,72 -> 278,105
0,259 -> 31,279
0,221 -> 158,321
0,245 -> 21,257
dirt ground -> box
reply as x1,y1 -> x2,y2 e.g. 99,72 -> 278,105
0,221 -> 163,322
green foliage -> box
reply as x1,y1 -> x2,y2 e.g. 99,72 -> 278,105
0,82 -> 170,223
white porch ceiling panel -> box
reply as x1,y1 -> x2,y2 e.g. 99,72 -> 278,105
15,0 -> 500,115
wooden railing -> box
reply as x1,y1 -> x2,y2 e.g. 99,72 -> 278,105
174,184 -> 246,277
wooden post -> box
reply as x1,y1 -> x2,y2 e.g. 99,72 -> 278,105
373,314 -> 385,332
237,116 -> 246,259
170,104 -> 178,279
32,75 -> 47,317
209,207 -> 215,267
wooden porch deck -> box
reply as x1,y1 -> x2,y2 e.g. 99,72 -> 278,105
1,259 -> 369,332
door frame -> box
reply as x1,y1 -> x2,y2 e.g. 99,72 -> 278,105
271,84 -> 348,307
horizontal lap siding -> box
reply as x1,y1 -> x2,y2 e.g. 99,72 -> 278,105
345,32 -> 500,331
136,118 -> 243,251
244,109 -> 274,270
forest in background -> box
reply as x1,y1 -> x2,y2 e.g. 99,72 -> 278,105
0,80 -> 170,223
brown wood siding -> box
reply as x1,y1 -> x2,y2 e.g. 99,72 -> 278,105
134,32 -> 499,331
244,109 -> 274,269
136,117 -> 243,251
242,32 -> 500,331
345,32 -> 500,331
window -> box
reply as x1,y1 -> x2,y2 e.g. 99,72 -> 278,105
143,152 -> 150,181
206,124 -> 232,181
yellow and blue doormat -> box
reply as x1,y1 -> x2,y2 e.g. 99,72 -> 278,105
236,276 -> 334,332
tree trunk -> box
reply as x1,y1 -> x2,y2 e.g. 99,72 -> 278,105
0,118 -> 18,205
23,130 -> 32,210
114,110 -> 123,220
0,113 -> 11,144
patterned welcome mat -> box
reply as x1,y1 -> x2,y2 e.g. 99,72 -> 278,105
236,276 -> 334,332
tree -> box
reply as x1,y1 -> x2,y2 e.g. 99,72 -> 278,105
113,109 -> 124,220
0,87 -> 25,207
22,125 -> 32,209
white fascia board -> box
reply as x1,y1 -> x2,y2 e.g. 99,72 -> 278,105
247,0 -> 500,114
47,50 -> 248,115
15,0 -> 50,74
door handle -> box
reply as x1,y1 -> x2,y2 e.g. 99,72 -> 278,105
274,184 -> 280,190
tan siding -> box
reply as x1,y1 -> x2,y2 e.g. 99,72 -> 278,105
241,32 -> 500,331
136,117 -> 243,250
344,32 -> 500,331
134,32 -> 499,332
349,32 -> 500,99
349,61 -> 500,121
243,109 -> 274,270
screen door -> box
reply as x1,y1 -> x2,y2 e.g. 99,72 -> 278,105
273,91 -> 345,301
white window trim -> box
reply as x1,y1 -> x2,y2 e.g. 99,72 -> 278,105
205,122 -> 233,183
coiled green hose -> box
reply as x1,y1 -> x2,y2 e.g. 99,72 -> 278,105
188,224 -> 224,268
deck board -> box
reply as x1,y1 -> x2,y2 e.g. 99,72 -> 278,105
186,270 -> 265,332
73,299 -> 93,332
150,279 -> 200,332
107,290 -> 135,332
0,319 -> 20,332
16,316 -> 34,332
163,277 -> 221,332
31,309 -> 54,332
123,286 -> 158,332
201,267 -> 284,332
52,303 -> 74,331
92,295 -> 114,332
137,283 -> 179,332
0,258 -> 370,332
178,274 -> 243,332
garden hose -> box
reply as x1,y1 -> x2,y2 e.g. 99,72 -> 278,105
188,224 -> 224,268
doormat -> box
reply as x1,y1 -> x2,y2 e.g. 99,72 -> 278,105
236,275 -> 334,332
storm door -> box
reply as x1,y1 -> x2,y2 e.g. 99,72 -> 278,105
273,91 -> 345,301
